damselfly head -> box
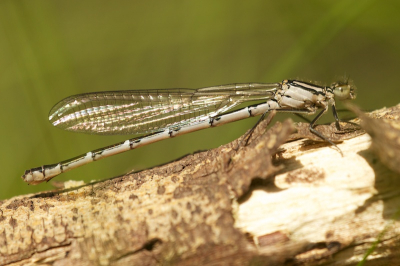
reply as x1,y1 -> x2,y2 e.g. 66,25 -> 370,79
331,81 -> 356,101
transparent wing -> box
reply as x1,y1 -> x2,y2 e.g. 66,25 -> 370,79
49,83 -> 278,135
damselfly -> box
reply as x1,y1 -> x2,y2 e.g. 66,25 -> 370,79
22,80 -> 356,185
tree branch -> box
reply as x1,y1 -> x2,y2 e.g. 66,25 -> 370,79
1,105 -> 400,266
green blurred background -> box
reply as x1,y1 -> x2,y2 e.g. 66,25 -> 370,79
1,0 -> 399,199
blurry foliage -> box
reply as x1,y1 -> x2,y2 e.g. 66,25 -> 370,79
1,0 -> 399,199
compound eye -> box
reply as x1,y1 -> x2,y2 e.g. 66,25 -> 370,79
334,85 -> 351,100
